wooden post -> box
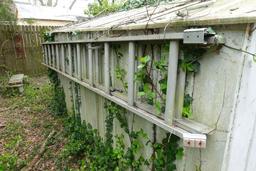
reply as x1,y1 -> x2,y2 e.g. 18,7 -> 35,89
77,44 -> 81,80
104,43 -> 110,93
56,44 -> 60,70
165,40 -> 179,125
61,44 -> 65,72
68,44 -> 72,75
128,42 -> 135,106
88,43 -> 93,85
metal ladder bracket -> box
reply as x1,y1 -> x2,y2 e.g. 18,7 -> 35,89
183,27 -> 225,44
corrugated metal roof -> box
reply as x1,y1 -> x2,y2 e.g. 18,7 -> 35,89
53,0 -> 256,33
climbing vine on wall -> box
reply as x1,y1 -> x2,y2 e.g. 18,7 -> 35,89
112,42 -> 206,119
113,44 -> 128,93
180,46 -> 206,118
58,97 -> 183,170
133,44 -> 206,118
47,69 -> 67,115
135,54 -> 168,115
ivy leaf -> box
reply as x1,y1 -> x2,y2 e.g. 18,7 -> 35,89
183,94 -> 193,107
182,94 -> 193,118
137,64 -> 145,70
138,91 -> 145,97
159,77 -> 167,95
182,106 -> 192,118
175,148 -> 184,160
155,101 -> 161,114
138,56 -> 150,64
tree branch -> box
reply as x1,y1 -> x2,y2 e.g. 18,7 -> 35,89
69,0 -> 77,10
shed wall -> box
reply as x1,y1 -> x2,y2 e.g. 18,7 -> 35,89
57,24 -> 248,171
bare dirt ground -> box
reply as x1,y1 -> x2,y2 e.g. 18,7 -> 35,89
0,76 -> 67,171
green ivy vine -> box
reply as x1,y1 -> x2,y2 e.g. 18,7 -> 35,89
47,69 -> 67,115
134,44 -> 206,118
43,32 -> 54,42
58,99 -> 183,170
135,54 -> 168,115
113,45 -> 128,93
179,46 -> 206,118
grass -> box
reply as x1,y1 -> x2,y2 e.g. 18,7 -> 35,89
0,74 -> 69,170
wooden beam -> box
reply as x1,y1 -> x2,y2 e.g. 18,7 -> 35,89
76,44 -> 81,80
128,42 -> 135,106
88,43 -> 93,85
68,44 -> 72,75
104,43 -> 110,93
164,40 -> 179,125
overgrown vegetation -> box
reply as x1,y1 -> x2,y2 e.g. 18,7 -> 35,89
0,68 -> 185,170
135,54 -> 168,115
85,0 -> 172,16
179,46 -> 206,118
112,43 -> 205,119
58,101 -> 183,170
0,0 -> 16,22
48,69 -> 67,115
0,74 -> 65,170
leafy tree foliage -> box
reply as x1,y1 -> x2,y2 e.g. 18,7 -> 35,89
0,0 -> 16,22
85,0 -> 172,17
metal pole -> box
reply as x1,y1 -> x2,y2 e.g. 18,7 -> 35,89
164,40 -> 179,125
128,42 -> 135,106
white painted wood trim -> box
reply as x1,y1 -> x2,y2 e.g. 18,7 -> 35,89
128,42 -> 135,106
164,40 -> 179,125
104,42 -> 110,93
